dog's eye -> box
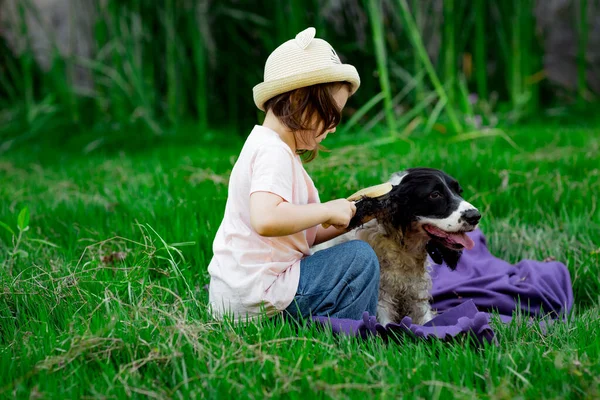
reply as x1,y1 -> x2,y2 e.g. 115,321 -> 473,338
429,191 -> 442,199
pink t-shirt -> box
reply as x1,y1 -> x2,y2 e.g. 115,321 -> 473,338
208,125 -> 320,320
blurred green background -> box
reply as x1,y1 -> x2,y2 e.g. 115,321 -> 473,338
0,0 -> 598,149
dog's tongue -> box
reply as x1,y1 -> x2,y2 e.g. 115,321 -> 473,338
424,225 -> 475,250
447,232 -> 475,250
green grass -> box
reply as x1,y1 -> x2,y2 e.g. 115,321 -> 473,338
0,123 -> 599,398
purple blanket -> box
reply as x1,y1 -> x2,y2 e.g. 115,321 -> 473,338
313,229 -> 574,343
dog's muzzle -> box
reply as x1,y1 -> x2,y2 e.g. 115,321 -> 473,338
461,209 -> 481,226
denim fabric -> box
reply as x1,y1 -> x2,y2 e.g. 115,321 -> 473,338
285,240 -> 380,320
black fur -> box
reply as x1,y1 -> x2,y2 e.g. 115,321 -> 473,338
347,194 -> 393,230
426,241 -> 462,269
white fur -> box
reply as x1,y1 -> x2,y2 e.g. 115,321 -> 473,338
418,200 -> 478,232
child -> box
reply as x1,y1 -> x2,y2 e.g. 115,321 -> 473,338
208,27 -> 380,322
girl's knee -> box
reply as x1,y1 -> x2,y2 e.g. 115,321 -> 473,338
347,240 -> 379,275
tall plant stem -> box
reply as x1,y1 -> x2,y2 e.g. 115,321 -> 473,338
396,0 -> 463,133
412,0 -> 424,109
165,0 -> 179,125
577,0 -> 589,103
443,0 -> 456,107
191,3 -> 208,132
17,2 -> 34,123
474,0 -> 488,100
367,0 -> 397,135
510,0 -> 523,112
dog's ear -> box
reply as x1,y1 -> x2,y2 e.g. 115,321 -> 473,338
347,187 -> 412,231
426,241 -> 462,270
347,195 -> 390,230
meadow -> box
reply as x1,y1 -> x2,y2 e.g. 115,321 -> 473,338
1,0 -> 599,397
0,120 -> 598,399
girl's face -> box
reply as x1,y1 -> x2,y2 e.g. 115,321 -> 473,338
295,85 -> 350,151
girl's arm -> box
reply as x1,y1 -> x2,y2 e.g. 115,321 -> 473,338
250,192 -> 354,237
313,224 -> 348,245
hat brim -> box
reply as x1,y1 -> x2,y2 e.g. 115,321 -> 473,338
253,64 -> 360,111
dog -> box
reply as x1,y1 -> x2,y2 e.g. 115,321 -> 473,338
313,167 -> 481,326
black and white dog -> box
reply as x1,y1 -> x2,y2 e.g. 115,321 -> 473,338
314,167 -> 481,326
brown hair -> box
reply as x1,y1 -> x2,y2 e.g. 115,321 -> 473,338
264,82 -> 352,162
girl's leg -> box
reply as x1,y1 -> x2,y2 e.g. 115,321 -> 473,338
285,240 -> 380,320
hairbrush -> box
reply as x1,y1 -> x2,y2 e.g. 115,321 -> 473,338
322,182 -> 393,229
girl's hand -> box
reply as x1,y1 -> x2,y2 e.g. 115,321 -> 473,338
323,199 -> 356,229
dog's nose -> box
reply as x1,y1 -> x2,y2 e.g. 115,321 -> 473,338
462,209 -> 481,225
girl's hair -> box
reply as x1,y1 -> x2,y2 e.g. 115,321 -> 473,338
264,81 -> 352,162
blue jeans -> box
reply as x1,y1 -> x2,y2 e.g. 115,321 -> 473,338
285,240 -> 380,320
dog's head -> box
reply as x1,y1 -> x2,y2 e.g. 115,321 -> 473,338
349,167 -> 481,268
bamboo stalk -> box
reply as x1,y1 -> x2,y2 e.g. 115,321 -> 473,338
474,0 -> 488,100
0,43 -> 19,101
523,0 -> 538,113
93,0 -> 109,119
17,2 -> 34,123
443,0 -> 456,107
190,2 -> 208,132
290,0 -> 304,38
577,0 -> 589,103
511,0 -> 522,112
165,0 -> 179,125
367,0 -> 397,135
412,0 -> 424,109
107,0 -> 128,123
396,0 -> 463,133
490,3 -> 509,71
66,0 -> 79,123
275,3 -> 288,47
125,2 -> 161,133
313,0 -> 327,37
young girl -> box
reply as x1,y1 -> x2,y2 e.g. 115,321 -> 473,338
208,27 -> 380,322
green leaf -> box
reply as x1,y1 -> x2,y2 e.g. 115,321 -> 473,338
0,221 -> 15,236
17,207 -> 30,231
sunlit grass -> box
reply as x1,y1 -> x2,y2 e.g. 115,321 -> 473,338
0,123 -> 598,398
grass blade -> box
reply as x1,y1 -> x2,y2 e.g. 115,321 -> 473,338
367,0 -> 397,135
424,96 -> 447,133
340,91 -> 385,134
0,221 -> 15,236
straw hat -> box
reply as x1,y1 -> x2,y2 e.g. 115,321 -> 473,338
253,27 -> 361,111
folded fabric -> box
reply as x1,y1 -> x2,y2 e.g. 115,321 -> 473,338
313,299 -> 496,343
430,229 -> 574,319
311,229 -> 574,343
